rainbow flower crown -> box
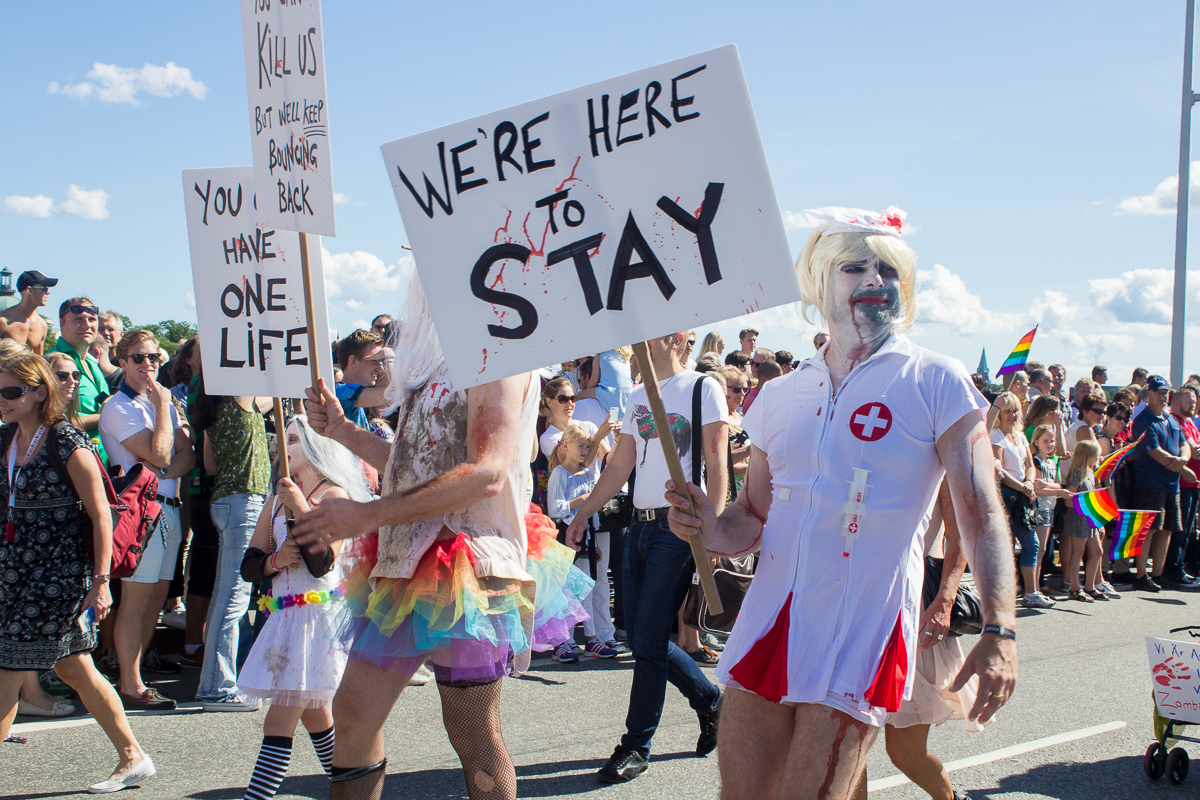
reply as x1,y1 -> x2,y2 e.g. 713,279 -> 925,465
257,582 -> 347,615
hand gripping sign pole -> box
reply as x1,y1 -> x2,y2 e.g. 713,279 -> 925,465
631,341 -> 723,614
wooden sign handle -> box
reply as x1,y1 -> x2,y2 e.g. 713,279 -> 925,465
298,232 -> 322,393
630,341 -> 724,615
273,397 -> 294,524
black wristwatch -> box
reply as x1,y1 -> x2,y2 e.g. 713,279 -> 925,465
982,624 -> 1016,641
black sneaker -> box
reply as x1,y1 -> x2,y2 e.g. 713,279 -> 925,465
1132,575 -> 1162,593
696,691 -> 722,757
1161,574 -> 1200,590
596,746 -> 648,784
141,646 -> 182,675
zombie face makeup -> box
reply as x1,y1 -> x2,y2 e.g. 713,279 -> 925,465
828,257 -> 902,331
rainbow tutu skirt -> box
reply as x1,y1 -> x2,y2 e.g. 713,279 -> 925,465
339,511 -> 592,682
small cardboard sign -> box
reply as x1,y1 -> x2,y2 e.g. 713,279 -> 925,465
1146,636 -> 1200,724
240,0 -> 336,236
380,44 -> 799,388
182,166 -> 334,397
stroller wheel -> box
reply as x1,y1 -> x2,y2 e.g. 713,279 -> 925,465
1167,747 -> 1189,785
1145,742 -> 1168,780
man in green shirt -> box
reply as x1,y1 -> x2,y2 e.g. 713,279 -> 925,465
49,296 -> 108,462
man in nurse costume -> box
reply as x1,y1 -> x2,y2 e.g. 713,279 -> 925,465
665,206 -> 1018,800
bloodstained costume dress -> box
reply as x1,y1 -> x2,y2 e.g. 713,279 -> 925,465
340,364 -> 590,680
237,497 -> 350,708
718,335 -> 984,726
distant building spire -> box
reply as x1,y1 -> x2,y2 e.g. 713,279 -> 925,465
977,348 -> 989,376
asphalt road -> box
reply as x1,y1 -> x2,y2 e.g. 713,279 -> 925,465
5,581 -> 1200,800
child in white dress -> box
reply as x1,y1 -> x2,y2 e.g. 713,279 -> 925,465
236,417 -> 372,800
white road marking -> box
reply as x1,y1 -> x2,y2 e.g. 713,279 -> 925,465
867,720 -> 1127,792
13,704 -> 206,733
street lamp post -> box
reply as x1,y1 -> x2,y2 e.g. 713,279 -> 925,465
1172,0 -> 1200,387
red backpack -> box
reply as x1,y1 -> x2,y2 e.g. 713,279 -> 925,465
37,422 -> 163,579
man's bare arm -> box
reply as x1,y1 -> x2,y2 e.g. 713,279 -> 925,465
701,420 -> 729,514
293,374 -> 531,548
939,411 -> 1018,723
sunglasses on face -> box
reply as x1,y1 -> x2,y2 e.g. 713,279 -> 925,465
687,339 -> 696,346
123,352 -> 161,365
553,394 -> 576,405
0,385 -> 36,401
729,386 -> 749,395
66,304 -> 99,317
54,370 -> 82,382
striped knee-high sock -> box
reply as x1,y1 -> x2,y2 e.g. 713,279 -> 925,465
309,726 -> 335,776
244,735 -> 293,800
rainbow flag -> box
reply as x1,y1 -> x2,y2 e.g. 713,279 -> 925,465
996,327 -> 1037,377
1108,510 -> 1157,561
1095,435 -> 1143,484
1073,488 -> 1119,528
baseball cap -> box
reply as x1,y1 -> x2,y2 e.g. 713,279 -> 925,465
16,270 -> 59,292
1147,374 -> 1171,392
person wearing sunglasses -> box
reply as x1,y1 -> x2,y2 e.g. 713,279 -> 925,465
0,352 -> 157,792
48,296 -> 109,464
538,377 -> 615,477
1066,391 -> 1107,453
681,330 -> 697,370
47,351 -> 82,428
98,330 -> 195,711
0,270 -> 57,356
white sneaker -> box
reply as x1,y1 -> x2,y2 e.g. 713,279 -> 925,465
201,694 -> 262,712
1097,581 -> 1121,599
1024,592 -> 1056,609
88,755 -> 156,793
408,665 -> 433,686
161,609 -> 187,630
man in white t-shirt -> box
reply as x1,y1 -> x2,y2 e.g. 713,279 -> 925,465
566,332 -> 729,784
99,330 -> 193,711
665,206 -> 1017,800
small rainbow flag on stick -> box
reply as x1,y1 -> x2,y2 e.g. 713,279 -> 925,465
1095,435 -> 1143,484
1073,488 -> 1119,528
1108,510 -> 1157,561
996,327 -> 1037,377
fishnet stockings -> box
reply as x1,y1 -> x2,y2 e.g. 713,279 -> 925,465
328,759 -> 386,800
437,678 -> 517,800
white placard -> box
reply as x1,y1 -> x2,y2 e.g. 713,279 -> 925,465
240,0 -> 336,236
381,44 -> 798,389
182,166 -> 334,398
1146,636 -> 1200,724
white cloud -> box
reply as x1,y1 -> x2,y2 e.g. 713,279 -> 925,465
184,292 -> 196,310
915,264 -> 1028,334
1117,162 -> 1200,215
48,62 -> 207,105
3,194 -> 55,218
782,210 -> 812,231
320,248 -> 409,317
56,185 -> 110,219
3,185 -> 109,220
334,192 -> 352,205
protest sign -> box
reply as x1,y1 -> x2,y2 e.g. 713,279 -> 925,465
240,0 -> 336,236
182,166 -> 334,398
1146,636 -> 1200,724
381,44 -> 798,389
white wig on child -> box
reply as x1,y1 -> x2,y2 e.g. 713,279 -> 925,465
795,205 -> 918,332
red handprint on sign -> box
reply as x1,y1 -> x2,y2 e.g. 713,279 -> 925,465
1153,658 -> 1192,690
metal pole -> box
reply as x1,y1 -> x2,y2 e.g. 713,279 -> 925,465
1171,0 -> 1198,387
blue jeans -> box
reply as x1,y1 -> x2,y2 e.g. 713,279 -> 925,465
196,493 -> 265,701
620,520 -> 721,756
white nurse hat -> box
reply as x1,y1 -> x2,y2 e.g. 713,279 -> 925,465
803,205 -> 907,238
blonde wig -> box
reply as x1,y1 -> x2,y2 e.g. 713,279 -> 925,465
795,229 -> 918,331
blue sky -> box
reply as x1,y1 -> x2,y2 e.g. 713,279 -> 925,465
4,1 -> 1200,384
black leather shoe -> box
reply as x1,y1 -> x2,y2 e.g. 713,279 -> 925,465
696,690 -> 722,757
597,746 -> 649,784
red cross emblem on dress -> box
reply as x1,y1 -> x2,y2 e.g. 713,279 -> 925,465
849,402 -> 893,442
